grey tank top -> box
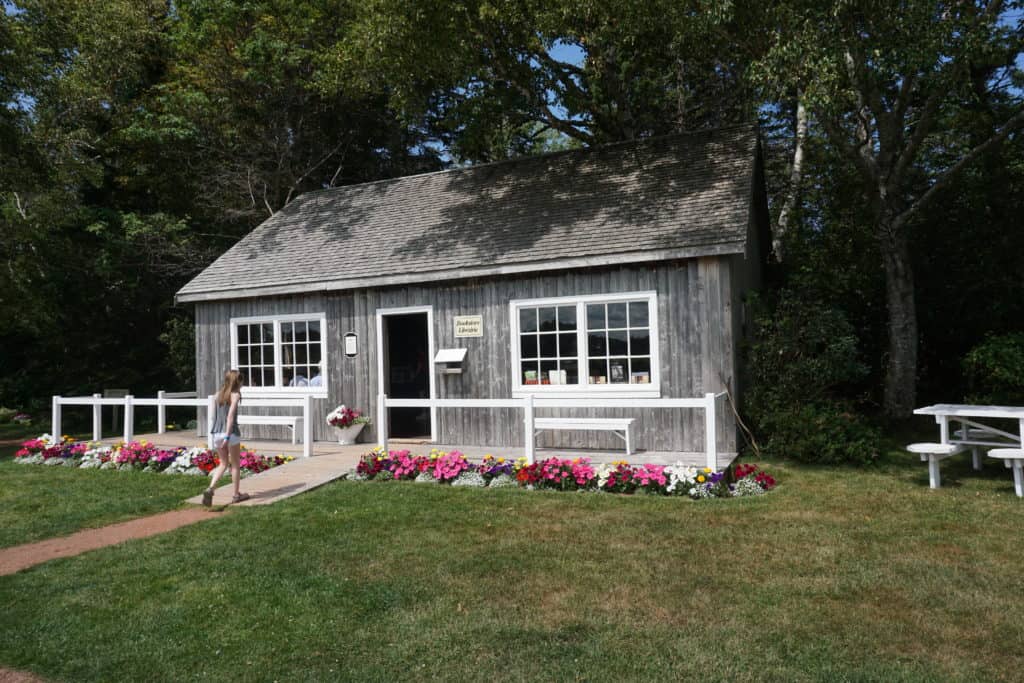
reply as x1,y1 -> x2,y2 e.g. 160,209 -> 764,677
212,399 -> 241,436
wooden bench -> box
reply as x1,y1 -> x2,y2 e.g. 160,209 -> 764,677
237,415 -> 304,444
906,442 -> 967,489
534,418 -> 635,455
988,448 -> 1024,498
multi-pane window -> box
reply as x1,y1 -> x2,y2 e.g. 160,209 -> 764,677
519,305 -> 579,385
236,322 -> 276,387
586,301 -> 651,385
232,315 -> 327,390
512,293 -> 658,392
281,320 -> 322,386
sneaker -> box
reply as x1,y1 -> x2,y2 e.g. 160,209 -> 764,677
231,493 -> 251,504
201,488 -> 214,507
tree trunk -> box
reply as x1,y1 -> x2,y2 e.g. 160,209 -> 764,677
774,92 -> 807,262
880,225 -> 918,418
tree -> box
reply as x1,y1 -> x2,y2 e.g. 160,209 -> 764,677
740,0 -> 1024,417
130,0 -> 441,227
330,0 -> 754,159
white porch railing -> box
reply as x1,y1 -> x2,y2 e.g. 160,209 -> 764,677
51,392 -> 314,458
377,393 -> 726,469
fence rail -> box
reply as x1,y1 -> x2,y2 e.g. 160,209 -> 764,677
51,391 -> 313,458
378,392 -> 727,468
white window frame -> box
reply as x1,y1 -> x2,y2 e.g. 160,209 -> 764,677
509,291 -> 660,397
229,312 -> 329,397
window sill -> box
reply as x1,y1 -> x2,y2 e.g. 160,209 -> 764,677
511,386 -> 661,399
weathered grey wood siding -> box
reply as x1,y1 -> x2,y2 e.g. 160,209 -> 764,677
194,258 -> 745,452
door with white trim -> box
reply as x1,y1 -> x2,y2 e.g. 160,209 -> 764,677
376,306 -> 436,440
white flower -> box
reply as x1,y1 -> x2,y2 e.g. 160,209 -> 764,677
451,470 -> 486,487
732,478 -> 766,497
665,462 -> 698,494
79,446 -> 113,469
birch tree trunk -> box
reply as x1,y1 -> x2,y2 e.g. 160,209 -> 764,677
774,93 -> 807,262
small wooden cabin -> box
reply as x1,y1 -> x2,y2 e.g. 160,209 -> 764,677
176,124 -> 770,455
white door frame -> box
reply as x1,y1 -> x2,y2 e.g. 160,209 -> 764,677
375,305 -> 437,441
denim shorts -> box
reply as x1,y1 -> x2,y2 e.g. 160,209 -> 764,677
213,433 -> 241,446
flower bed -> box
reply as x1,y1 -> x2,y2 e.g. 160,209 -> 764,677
346,449 -> 776,499
13,434 -> 293,476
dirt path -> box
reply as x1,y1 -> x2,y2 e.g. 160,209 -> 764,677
0,668 -> 48,683
0,508 -> 223,576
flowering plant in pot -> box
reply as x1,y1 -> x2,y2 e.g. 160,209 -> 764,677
325,405 -> 371,444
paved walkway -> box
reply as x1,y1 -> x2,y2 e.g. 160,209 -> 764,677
184,449 -> 364,507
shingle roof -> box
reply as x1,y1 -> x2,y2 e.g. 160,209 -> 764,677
177,124 -> 760,303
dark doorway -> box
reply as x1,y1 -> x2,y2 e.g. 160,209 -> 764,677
383,313 -> 431,438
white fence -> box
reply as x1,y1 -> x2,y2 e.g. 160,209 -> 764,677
51,392 -> 314,458
378,392 -> 727,468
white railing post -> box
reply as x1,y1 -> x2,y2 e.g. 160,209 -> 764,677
378,393 -> 389,454
704,393 -> 717,470
92,393 -> 102,441
157,390 -> 166,434
523,394 -> 535,465
123,395 -> 134,443
206,395 -> 216,449
52,395 -> 61,441
302,394 -> 313,458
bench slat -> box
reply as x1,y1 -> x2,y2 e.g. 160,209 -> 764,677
534,418 -> 634,429
237,416 -> 300,425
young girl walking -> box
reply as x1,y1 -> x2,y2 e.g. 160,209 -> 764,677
202,369 -> 250,506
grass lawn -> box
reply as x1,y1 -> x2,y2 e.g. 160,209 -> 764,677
1,446 -> 1023,681
0,459 -> 206,549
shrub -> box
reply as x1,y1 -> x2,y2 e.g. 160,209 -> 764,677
758,402 -> 880,465
745,291 -> 879,465
963,333 -> 1024,405
0,407 -> 16,423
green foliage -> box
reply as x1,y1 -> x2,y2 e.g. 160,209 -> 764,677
0,407 -> 16,424
963,333 -> 1024,405
334,0 -> 752,158
756,402 -> 881,466
746,291 -> 880,464
747,292 -> 870,408
159,316 -> 196,389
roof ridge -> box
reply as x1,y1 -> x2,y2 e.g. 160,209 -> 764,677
292,122 -> 759,203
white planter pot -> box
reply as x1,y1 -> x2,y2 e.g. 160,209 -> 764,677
334,423 -> 364,445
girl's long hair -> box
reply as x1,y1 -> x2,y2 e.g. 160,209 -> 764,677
216,369 -> 244,405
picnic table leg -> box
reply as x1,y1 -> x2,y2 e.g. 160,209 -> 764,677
1012,461 -> 1023,498
928,455 -> 941,489
956,419 -> 983,470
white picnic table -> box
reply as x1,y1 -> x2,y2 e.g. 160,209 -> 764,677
913,404 -> 1024,448
913,404 -> 1024,496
